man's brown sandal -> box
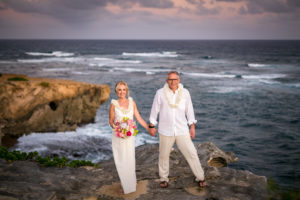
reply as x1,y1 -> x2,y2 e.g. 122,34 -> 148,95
160,181 -> 168,188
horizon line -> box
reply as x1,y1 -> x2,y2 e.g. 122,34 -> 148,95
0,38 -> 300,41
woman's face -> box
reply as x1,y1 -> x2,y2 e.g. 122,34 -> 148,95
116,84 -> 127,98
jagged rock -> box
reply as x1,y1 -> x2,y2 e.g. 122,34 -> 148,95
0,142 -> 268,200
0,74 -> 110,146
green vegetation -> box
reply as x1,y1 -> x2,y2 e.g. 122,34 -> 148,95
40,81 -> 50,87
7,76 -> 28,81
0,146 -> 98,168
267,178 -> 300,200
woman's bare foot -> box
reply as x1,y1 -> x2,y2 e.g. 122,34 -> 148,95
199,180 -> 207,188
119,189 -> 124,195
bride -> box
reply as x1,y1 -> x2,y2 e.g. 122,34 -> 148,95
109,81 -> 149,194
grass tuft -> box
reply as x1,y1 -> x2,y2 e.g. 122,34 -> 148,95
0,146 -> 99,168
267,178 -> 300,200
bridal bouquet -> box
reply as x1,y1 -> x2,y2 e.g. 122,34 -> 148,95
114,117 -> 138,138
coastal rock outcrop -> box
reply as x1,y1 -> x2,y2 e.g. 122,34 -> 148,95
0,142 -> 268,200
0,74 -> 110,146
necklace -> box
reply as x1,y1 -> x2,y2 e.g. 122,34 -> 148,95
113,97 -> 132,115
163,83 -> 183,108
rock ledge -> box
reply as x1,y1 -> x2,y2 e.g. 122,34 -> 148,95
0,74 -> 110,146
0,142 -> 268,200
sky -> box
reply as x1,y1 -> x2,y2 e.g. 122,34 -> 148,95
0,0 -> 300,40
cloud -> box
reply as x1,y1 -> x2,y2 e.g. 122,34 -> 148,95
195,0 -> 300,15
215,0 -> 242,2
239,0 -> 300,14
0,0 -> 113,23
184,0 -> 221,15
0,0 -> 299,39
0,0 -> 174,24
136,0 -> 174,8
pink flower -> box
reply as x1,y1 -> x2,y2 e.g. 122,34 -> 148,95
126,131 -> 132,136
127,119 -> 133,126
115,128 -> 121,133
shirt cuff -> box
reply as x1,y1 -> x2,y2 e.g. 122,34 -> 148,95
188,120 -> 197,126
149,118 -> 158,126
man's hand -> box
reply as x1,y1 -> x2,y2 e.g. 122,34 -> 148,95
149,128 -> 157,137
189,124 -> 195,139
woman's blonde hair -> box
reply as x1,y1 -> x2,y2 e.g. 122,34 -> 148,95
114,81 -> 130,97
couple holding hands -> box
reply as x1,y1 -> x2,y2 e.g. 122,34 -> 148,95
109,71 -> 206,194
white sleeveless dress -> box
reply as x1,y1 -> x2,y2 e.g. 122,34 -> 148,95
111,97 -> 136,194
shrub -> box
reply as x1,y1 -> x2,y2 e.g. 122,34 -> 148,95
7,77 -> 28,81
40,82 -> 50,87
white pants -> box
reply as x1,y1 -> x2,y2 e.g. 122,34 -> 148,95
159,134 -> 205,182
112,134 -> 136,194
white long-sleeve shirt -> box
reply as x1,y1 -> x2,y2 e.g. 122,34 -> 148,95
149,84 -> 197,136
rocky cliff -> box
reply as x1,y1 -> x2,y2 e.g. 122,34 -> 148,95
0,74 -> 110,146
0,142 -> 268,200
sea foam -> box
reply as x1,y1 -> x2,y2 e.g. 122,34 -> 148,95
122,51 -> 178,58
12,123 -> 157,163
26,51 -> 74,57
247,63 -> 269,68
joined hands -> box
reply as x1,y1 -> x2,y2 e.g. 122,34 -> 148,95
148,127 -> 157,137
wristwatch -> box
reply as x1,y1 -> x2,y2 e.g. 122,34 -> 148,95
148,124 -> 155,128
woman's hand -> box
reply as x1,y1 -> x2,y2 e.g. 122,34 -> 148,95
111,124 -> 116,129
149,127 -> 157,137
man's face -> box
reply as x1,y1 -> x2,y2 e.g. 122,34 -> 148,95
166,73 -> 180,91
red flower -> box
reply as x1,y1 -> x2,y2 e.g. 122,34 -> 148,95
126,131 -> 132,136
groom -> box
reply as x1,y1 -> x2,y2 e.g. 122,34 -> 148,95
148,71 -> 206,188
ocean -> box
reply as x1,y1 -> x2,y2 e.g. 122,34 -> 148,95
0,40 -> 299,190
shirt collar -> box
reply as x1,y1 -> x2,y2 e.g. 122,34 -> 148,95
164,83 -> 183,94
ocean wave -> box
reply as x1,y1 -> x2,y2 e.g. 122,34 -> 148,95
18,57 -> 81,63
71,71 -> 91,75
122,51 -> 178,58
285,83 -> 300,88
183,72 -> 236,78
243,74 -> 285,79
112,67 -> 170,73
90,57 -> 141,67
210,86 -> 245,93
42,68 -> 70,72
13,124 -> 113,163
26,51 -> 74,57
0,60 -> 14,64
247,63 -> 269,68
183,72 -> 285,80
